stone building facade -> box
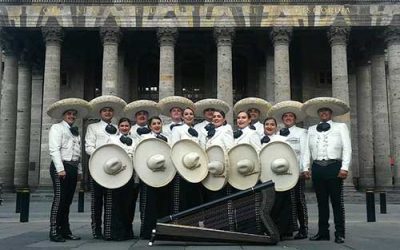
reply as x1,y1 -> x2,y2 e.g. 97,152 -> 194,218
0,0 -> 399,191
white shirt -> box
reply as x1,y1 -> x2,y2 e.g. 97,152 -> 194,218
253,121 -> 265,137
130,123 -> 149,142
194,120 -> 211,138
284,125 -> 308,171
140,131 -> 171,146
234,126 -> 262,152
303,120 -> 352,171
85,120 -> 118,156
49,121 -> 82,173
162,121 -> 183,139
205,125 -> 234,152
171,123 -> 205,148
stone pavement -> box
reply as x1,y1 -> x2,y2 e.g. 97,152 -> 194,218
0,193 -> 399,250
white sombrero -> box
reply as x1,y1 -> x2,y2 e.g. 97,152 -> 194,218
233,97 -> 272,121
268,100 -> 307,123
47,98 -> 90,119
89,95 -> 127,118
259,141 -> 299,192
202,145 -> 228,191
124,100 -> 160,119
89,144 -> 133,189
134,138 -> 176,188
171,139 -> 208,183
302,97 -> 350,118
194,99 -> 230,118
158,96 -> 195,116
228,143 -> 260,190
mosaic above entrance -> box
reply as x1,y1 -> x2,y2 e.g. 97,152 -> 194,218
0,3 -> 399,28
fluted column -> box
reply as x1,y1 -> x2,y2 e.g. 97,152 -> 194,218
348,72 -> 360,180
0,31 -> 19,189
266,50 -> 275,103
214,27 -> 234,124
100,27 -> 121,96
14,49 -> 32,188
157,27 -> 177,100
385,26 -> 400,188
270,27 -> 291,102
39,27 -> 63,186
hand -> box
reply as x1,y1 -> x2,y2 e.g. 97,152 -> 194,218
337,169 -> 348,179
58,170 -> 66,179
302,171 -> 311,179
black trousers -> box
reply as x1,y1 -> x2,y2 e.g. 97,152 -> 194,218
49,162 -> 78,237
270,190 -> 294,237
90,176 -> 105,236
312,161 -> 345,237
294,177 -> 308,233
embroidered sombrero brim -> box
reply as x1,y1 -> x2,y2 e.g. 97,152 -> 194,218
47,98 -> 90,119
268,100 -> 307,123
124,100 -> 160,119
194,99 -> 230,117
158,96 -> 195,116
233,97 -> 272,121
302,97 -> 350,118
89,95 -> 127,118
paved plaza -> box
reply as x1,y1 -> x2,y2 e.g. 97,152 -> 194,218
0,192 -> 399,250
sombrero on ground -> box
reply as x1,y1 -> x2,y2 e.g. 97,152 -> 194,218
134,138 -> 176,188
194,99 -> 230,118
202,145 -> 228,191
233,97 -> 272,121
268,100 -> 307,123
302,97 -> 350,118
228,143 -> 260,190
124,100 -> 160,118
89,95 -> 127,118
259,141 -> 299,192
47,98 -> 90,119
89,144 -> 133,189
158,96 -> 195,116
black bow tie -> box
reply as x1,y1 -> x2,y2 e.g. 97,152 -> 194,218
119,135 -> 133,146
156,134 -> 168,142
233,129 -> 243,139
261,135 -> 270,144
317,122 -> 331,132
249,124 -> 256,130
69,126 -> 79,136
204,123 -> 215,131
105,124 -> 117,134
207,128 -> 216,139
137,127 -> 151,135
280,128 -> 290,136
170,123 -> 183,130
188,127 -> 198,137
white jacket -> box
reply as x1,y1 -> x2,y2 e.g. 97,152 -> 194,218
303,120 -> 352,171
205,125 -> 234,151
85,120 -> 118,156
162,121 -> 183,139
284,125 -> 308,171
253,121 -> 265,137
171,123 -> 205,148
234,126 -> 262,152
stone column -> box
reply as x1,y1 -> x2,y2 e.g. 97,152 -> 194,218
157,27 -> 177,100
214,27 -> 235,124
14,49 -> 32,189
270,27 -> 292,103
265,51 -> 275,103
348,72 -> 360,179
0,32 -> 19,190
385,26 -> 400,188
39,27 -> 63,186
356,55 -> 375,189
100,27 -> 121,96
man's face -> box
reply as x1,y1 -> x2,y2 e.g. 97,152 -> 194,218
63,110 -> 77,125
248,108 -> 260,122
318,108 -> 333,122
203,108 -> 215,122
135,111 -> 148,126
282,112 -> 296,127
100,107 -> 114,122
170,107 -> 183,121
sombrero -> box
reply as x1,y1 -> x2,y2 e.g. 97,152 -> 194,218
302,97 -> 350,118
259,141 -> 299,192
194,99 -> 230,118
89,144 -> 133,189
268,100 -> 307,123
171,139 -> 208,183
158,96 -> 195,116
202,145 -> 228,191
124,100 -> 160,118
47,98 -> 90,119
134,138 -> 176,188
233,97 -> 272,121
228,143 -> 260,190
89,95 -> 127,118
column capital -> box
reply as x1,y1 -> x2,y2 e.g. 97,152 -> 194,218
157,27 -> 178,46
384,26 -> 400,46
100,26 -> 122,45
270,27 -> 292,46
214,27 -> 235,46
42,27 -> 63,44
328,26 -> 350,46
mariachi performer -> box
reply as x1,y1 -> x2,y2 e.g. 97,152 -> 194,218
127,100 -> 158,141
159,96 -> 189,138
232,110 -> 262,152
261,117 -> 287,144
268,101 -> 309,239
85,95 -> 127,239
47,98 -> 90,242
302,97 -> 351,244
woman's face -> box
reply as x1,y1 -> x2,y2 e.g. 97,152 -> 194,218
149,119 -> 162,134
118,121 -> 131,135
212,111 -> 225,128
264,119 -> 277,136
236,111 -> 251,129
183,108 -> 195,125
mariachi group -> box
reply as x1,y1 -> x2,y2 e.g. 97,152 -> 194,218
47,95 -> 351,244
